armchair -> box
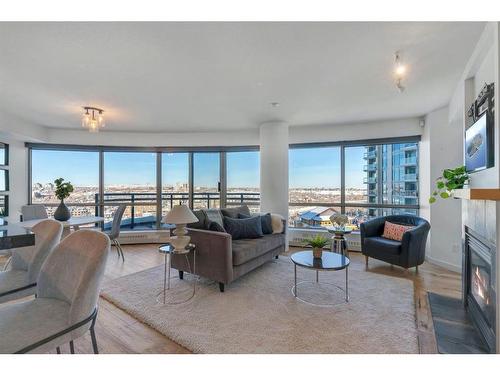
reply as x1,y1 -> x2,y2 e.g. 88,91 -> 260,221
360,215 -> 430,270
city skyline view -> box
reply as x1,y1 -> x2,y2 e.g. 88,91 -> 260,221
32,148 -> 368,189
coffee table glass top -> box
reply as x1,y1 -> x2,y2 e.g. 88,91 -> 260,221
291,250 -> 349,271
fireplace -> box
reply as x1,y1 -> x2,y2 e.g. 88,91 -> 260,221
464,226 -> 497,352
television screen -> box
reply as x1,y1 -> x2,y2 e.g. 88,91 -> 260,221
465,112 -> 492,173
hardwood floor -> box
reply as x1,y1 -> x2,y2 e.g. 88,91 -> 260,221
0,244 -> 461,354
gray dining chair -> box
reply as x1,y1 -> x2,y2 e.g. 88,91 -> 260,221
2,205 -> 49,270
21,204 -> 48,221
0,229 -> 110,354
107,204 -> 126,261
0,219 -> 63,304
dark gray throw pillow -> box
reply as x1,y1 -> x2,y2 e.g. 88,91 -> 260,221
221,205 -> 251,218
208,220 -> 226,232
187,210 -> 207,229
238,213 -> 273,235
223,215 -> 263,240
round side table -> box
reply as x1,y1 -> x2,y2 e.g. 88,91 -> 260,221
327,228 -> 352,257
157,243 -> 196,305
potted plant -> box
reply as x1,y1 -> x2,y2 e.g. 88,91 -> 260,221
429,165 -> 469,204
53,178 -> 74,221
304,234 -> 329,259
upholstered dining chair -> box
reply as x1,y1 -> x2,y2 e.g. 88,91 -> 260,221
0,219 -> 63,304
21,204 -> 48,221
0,229 -> 110,354
2,205 -> 49,270
106,204 -> 126,261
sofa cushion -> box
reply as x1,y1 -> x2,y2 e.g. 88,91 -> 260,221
221,205 -> 250,219
238,213 -> 273,235
204,209 -> 224,228
364,236 -> 402,255
223,215 -> 263,240
232,234 -> 285,266
270,214 -> 285,234
187,210 -> 208,229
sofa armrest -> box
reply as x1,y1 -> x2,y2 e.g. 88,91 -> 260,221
171,228 -> 234,284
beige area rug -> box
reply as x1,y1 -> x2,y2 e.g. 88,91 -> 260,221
101,258 -> 418,353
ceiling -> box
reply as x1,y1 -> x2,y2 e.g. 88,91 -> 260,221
0,22 -> 485,133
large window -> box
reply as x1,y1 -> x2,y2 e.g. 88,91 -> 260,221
103,152 -> 157,230
29,146 -> 261,231
289,146 -> 341,227
226,151 -> 260,212
31,150 -> 99,218
162,152 -> 189,216
289,140 -> 419,231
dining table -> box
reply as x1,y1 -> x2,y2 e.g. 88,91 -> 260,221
0,222 -> 35,251
20,216 -> 105,237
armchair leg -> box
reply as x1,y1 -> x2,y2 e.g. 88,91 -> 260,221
415,265 -> 419,273
69,340 -> 75,354
365,256 -> 369,267
275,255 -> 279,260
179,270 -> 184,280
219,283 -> 225,293
56,346 -> 61,354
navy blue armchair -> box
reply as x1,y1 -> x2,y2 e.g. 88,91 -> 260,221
360,215 -> 430,270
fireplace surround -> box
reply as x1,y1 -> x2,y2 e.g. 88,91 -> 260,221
463,226 -> 497,353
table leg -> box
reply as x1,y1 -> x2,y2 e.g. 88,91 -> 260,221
62,227 -> 71,238
167,253 -> 171,291
163,253 -> 167,304
330,236 -> 335,252
294,263 -> 297,297
316,270 -> 319,283
345,266 -> 349,302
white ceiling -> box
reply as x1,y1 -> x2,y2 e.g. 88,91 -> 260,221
0,22 -> 485,133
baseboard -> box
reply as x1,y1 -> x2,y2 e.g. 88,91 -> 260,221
425,255 -> 461,273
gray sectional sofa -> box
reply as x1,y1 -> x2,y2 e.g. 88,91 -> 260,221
170,206 -> 286,292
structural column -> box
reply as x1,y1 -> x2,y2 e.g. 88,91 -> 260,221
259,121 -> 289,221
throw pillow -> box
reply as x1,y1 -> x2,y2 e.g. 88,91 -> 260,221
187,210 -> 207,229
238,213 -> 273,235
382,221 -> 414,242
223,215 -> 263,240
221,205 -> 251,218
203,209 -> 224,228
208,220 -> 226,232
270,213 -> 285,234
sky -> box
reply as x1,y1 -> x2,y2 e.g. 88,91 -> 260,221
31,147 -> 367,189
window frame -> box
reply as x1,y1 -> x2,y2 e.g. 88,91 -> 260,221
289,136 -> 420,227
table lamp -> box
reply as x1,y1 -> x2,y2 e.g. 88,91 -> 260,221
164,204 -> 198,253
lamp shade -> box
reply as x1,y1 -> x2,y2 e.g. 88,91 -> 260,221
164,204 -> 198,225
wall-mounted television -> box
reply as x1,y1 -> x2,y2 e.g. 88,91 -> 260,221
465,112 -> 494,173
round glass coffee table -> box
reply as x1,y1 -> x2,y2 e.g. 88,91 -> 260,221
291,250 -> 350,306
157,243 -> 196,305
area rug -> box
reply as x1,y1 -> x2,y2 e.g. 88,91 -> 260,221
101,258 -> 418,353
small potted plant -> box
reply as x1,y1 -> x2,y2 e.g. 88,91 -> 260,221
53,178 -> 74,221
429,165 -> 469,204
304,234 -> 329,259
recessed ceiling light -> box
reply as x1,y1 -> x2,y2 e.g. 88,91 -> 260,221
270,102 -> 280,107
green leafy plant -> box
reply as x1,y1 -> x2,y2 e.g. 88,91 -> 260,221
303,234 -> 329,249
429,166 -> 469,204
54,178 -> 74,201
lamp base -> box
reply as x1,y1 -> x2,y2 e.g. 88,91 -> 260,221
170,235 -> 191,254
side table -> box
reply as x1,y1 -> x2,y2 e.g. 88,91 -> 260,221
157,243 -> 196,305
327,228 -> 352,257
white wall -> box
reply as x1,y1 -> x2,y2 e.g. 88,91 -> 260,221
422,107 -> 463,272
289,117 -> 422,144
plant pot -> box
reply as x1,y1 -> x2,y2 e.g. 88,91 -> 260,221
312,247 -> 323,259
54,200 -> 71,221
